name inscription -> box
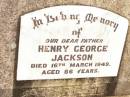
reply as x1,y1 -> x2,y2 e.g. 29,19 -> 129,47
17,5 -> 128,80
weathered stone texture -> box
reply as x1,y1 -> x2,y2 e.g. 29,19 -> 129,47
0,0 -> 130,97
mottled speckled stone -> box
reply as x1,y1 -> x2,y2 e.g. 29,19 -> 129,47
0,0 -> 130,97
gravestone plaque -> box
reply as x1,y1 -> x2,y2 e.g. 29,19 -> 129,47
17,5 -> 128,80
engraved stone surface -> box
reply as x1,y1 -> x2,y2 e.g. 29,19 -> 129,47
0,0 -> 130,97
17,5 -> 128,80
